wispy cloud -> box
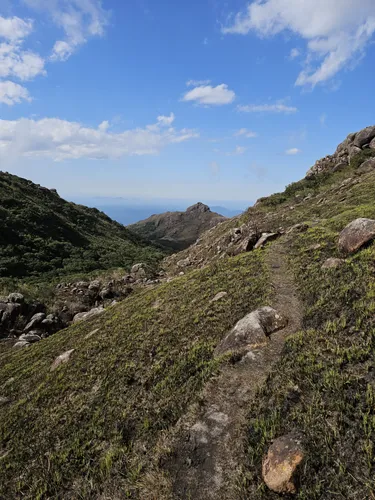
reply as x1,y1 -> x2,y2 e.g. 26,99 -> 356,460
222,0 -> 375,87
234,128 -> 258,138
186,79 -> 211,87
238,103 -> 298,114
226,145 -> 247,156
182,83 -> 236,106
286,147 -> 301,155
0,115 -> 198,162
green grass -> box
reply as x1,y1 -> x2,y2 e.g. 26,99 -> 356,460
239,185 -> 375,498
0,250 -> 270,499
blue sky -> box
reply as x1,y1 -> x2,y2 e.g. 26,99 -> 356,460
1,0 -> 375,207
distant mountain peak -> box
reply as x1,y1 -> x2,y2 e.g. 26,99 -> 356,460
186,202 -> 211,214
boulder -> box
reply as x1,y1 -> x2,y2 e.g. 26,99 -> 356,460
177,258 -> 191,268
24,312 -> 46,332
131,263 -> 147,279
353,126 -> 375,149
262,433 -> 305,494
322,258 -> 345,269
210,291 -> 228,303
7,293 -> 24,304
73,306 -> 104,323
88,280 -> 101,291
215,307 -> 287,356
370,137 -> 375,150
338,218 -> 375,254
50,349 -> 75,371
254,233 -> 279,249
356,158 -> 375,175
13,341 -> 30,349
19,333 -> 42,343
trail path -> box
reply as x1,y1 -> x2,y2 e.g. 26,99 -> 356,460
167,238 -> 303,500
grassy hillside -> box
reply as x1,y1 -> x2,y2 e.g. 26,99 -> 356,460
2,148 -> 375,498
0,251 -> 269,498
0,172 -> 164,280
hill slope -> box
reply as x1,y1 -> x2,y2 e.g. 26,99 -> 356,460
2,128 -> 375,498
128,202 -> 226,251
0,172 -> 165,280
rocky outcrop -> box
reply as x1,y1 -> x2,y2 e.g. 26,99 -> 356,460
338,218 -> 375,254
306,125 -> 375,179
262,433 -> 305,494
128,202 -> 226,251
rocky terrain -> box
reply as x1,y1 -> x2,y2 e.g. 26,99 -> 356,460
2,125 -> 375,499
128,202 -> 226,251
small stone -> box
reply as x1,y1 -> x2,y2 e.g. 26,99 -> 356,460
210,291 -> 228,303
0,396 -> 10,405
262,433 -> 305,494
322,258 -> 345,269
50,349 -> 75,371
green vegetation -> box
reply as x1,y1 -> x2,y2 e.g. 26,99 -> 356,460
239,166 -> 375,498
0,172 -> 165,280
0,250 -> 270,498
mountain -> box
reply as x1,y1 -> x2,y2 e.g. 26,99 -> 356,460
0,172 -> 165,280
128,202 -> 226,251
1,127 -> 375,498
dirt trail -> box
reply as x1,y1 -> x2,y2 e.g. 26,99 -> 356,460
166,237 -> 303,500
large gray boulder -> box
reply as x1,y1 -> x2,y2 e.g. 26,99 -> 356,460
215,306 -> 287,356
353,126 -> 375,148
24,312 -> 46,332
73,306 -> 104,324
338,218 -> 375,254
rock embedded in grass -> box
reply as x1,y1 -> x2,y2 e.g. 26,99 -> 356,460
322,258 -> 345,269
50,349 -> 75,371
215,306 -> 287,356
338,218 -> 375,254
262,432 -> 305,494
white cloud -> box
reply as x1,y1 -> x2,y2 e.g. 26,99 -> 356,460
286,147 -> 301,155
238,103 -> 297,114
227,145 -> 247,156
0,115 -> 198,162
182,84 -> 236,106
234,128 -> 258,138
0,81 -> 31,105
24,0 -> 110,61
222,0 -> 375,87
0,16 -> 33,41
289,48 -> 300,59
320,113 -> 327,126
157,112 -> 175,126
186,79 -> 211,87
0,42 -> 46,81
